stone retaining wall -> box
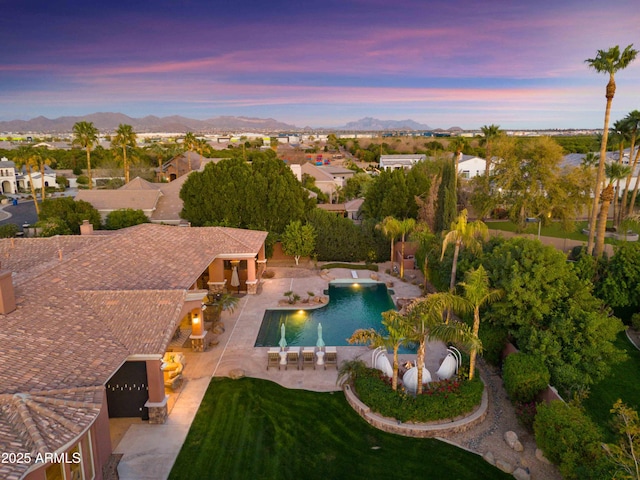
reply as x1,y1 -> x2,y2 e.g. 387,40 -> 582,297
342,382 -> 488,438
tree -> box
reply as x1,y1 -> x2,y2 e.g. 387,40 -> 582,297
441,209 -> 488,292
397,218 -> 416,279
603,400 -> 640,480
621,110 -> 640,221
184,132 -> 197,173
595,162 -> 632,258
112,124 -> 137,183
448,136 -> 468,191
348,310 -> 411,391
458,266 -> 503,380
405,293 -> 475,394
14,146 -> 41,214
585,44 -> 638,255
281,220 -> 316,265
104,208 -> 149,230
480,124 -> 501,182
597,243 -> 640,310
377,216 -> 402,273
36,148 -> 52,202
72,121 -> 99,190
37,197 -> 101,235
202,292 -> 239,324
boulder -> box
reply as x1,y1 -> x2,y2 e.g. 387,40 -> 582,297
535,448 -> 551,464
228,369 -> 245,380
513,467 -> 531,480
504,430 -> 519,449
495,459 -> 514,474
482,451 -> 495,466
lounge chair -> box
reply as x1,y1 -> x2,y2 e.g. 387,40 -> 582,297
286,346 -> 301,370
267,348 -> 281,370
302,347 -> 316,369
324,346 -> 337,370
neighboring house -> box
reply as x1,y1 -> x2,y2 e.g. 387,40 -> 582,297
319,165 -> 355,184
157,152 -> 217,182
0,158 -> 18,194
0,223 -> 268,480
562,151 -> 640,194
457,154 -> 487,179
16,164 -> 59,191
296,162 -> 343,200
317,198 -> 364,223
379,154 -> 426,170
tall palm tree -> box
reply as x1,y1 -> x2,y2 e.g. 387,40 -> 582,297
72,121 -> 99,190
458,266 -> 503,380
621,110 -> 640,220
585,44 -> 638,255
14,146 -> 40,215
377,216 -> 402,273
441,209 -> 488,292
35,148 -> 52,202
581,152 -> 600,224
184,132 -> 197,173
480,124 -> 501,183
595,162 -> 633,257
448,136 -> 468,191
348,310 -> 411,391
410,222 -> 435,294
609,119 -> 631,226
398,218 -> 416,279
405,293 -> 474,394
112,124 -> 137,183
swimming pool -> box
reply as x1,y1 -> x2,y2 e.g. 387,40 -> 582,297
254,281 -> 397,347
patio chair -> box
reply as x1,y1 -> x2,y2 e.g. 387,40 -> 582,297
302,347 -> 316,369
324,347 -> 337,370
286,346 -> 301,370
267,348 -> 281,370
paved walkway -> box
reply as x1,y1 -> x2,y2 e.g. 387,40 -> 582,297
114,266 -> 429,479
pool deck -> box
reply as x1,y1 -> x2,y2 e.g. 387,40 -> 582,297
113,266 -> 434,480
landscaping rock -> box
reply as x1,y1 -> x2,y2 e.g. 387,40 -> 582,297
228,369 -> 245,380
482,451 -> 495,465
495,459 -> 514,474
535,448 -> 551,464
504,430 -> 519,449
513,467 -> 531,480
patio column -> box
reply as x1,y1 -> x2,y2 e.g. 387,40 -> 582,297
207,258 -> 226,294
145,358 -> 168,424
257,244 -> 267,277
246,256 -> 258,294
189,310 -> 206,352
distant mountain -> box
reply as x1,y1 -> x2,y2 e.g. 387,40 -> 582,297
0,113 -> 298,134
337,117 -> 432,131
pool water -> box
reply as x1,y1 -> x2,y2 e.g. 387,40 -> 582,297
254,282 -> 398,347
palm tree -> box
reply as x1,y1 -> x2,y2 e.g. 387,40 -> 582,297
609,119 -> 631,226
448,136 -> 468,191
621,110 -> 640,220
72,121 -> 99,190
581,152 -> 600,224
377,216 -> 402,273
405,293 -> 474,394
410,222 -> 435,294
14,146 -> 40,214
595,162 -> 633,257
585,44 -> 638,255
398,218 -> 416,279
441,209 -> 488,292
112,124 -> 137,183
480,124 -> 501,182
184,132 -> 197,173
458,266 -> 503,380
348,310 -> 411,391
202,292 -> 239,324
35,148 -> 52,202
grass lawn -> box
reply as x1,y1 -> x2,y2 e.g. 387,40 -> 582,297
169,377 -> 511,480
486,220 -> 590,241
582,331 -> 640,442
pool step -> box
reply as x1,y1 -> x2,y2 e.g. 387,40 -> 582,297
351,270 -> 358,278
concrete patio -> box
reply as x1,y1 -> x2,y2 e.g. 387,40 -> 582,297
113,265 -> 432,480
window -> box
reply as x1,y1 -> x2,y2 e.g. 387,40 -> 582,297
46,463 -> 64,480
461,170 -> 470,179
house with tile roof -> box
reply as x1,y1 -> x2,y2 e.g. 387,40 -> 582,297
0,223 -> 267,480
379,154 -> 426,170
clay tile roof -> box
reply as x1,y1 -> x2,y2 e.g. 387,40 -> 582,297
75,189 -> 161,211
119,177 -> 160,191
0,386 -> 103,480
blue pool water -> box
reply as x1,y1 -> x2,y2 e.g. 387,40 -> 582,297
254,281 -> 398,347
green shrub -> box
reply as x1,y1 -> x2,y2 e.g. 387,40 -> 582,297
104,208 -> 149,230
534,401 -> 608,479
478,323 -> 508,366
76,175 -> 90,185
631,313 -> 640,331
353,367 -> 483,423
0,224 -> 18,238
503,353 -> 550,403
321,262 -> 378,271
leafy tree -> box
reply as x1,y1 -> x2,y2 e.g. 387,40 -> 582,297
104,208 -> 149,230
348,310 -> 412,391
111,124 -> 137,183
502,353 -> 550,402
38,197 -> 101,235
603,400 -> 640,480
458,265 -> 503,380
441,209 -> 488,292
483,237 -> 625,392
435,158 -> 457,232
585,44 -> 638,255
597,243 -> 640,310
281,220 -> 316,265
0,224 -> 18,238
343,172 -> 371,200
362,169 -> 411,220
306,209 -> 374,262
72,121 -> 99,189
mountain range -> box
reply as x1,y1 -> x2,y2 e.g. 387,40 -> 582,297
0,113 -> 453,133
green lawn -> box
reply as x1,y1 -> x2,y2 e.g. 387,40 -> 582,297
582,332 -> 640,442
486,220 -> 590,241
169,377 -> 511,480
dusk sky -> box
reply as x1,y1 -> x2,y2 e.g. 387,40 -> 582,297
2,0 -> 639,129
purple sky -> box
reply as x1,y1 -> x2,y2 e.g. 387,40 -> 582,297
2,0 -> 639,129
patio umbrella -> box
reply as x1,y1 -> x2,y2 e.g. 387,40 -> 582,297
231,265 -> 240,294
316,322 -> 325,349
279,323 -> 287,350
